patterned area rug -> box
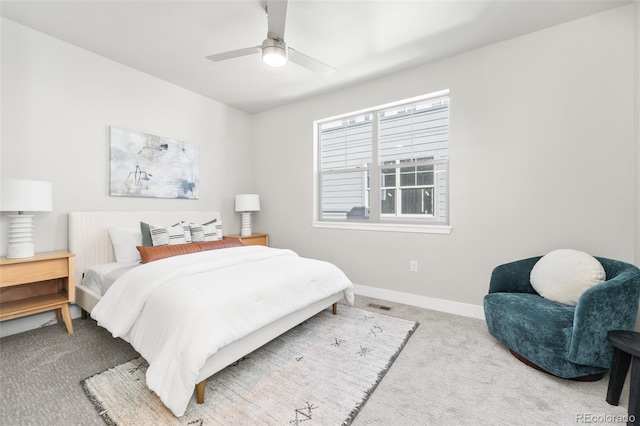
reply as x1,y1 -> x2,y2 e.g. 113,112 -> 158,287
81,305 -> 418,425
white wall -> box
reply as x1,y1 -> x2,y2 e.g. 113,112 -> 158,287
1,5 -> 637,335
0,19 -> 254,335
1,18 -> 254,255
253,6 -> 637,309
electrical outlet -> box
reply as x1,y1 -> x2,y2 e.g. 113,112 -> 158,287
410,260 -> 418,272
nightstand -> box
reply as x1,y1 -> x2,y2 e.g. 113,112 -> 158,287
224,233 -> 269,247
0,251 -> 75,334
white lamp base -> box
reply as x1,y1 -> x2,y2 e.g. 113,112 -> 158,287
7,214 -> 35,259
240,212 -> 253,236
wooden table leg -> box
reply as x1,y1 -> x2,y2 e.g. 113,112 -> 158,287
60,303 -> 74,334
629,356 -> 639,426
54,308 -> 63,324
607,347 -> 631,406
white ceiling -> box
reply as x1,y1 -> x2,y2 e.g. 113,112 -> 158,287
1,0 -> 630,114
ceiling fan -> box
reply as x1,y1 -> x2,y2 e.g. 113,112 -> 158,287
206,0 -> 335,77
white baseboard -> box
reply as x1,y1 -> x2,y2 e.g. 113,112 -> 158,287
0,304 -> 83,338
353,284 -> 486,321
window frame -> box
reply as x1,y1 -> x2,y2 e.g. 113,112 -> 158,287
312,90 -> 452,234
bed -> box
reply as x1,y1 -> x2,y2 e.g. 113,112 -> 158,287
68,211 -> 354,417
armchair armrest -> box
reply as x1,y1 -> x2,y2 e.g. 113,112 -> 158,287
488,256 -> 542,294
567,263 -> 640,367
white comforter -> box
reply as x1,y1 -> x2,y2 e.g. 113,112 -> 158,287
91,246 -> 354,417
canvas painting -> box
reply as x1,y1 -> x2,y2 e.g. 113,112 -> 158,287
109,127 -> 199,199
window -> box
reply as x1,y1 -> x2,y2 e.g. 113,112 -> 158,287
314,91 -> 449,232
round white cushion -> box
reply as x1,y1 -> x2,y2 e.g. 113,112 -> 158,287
530,249 -> 605,305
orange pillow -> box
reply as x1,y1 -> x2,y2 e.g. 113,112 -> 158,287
137,240 -> 243,263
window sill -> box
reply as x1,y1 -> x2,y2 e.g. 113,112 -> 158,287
311,221 -> 452,234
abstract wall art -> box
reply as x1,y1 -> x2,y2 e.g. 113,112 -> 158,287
109,126 -> 199,199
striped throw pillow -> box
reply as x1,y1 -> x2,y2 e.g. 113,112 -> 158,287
150,223 -> 187,246
189,219 -> 220,242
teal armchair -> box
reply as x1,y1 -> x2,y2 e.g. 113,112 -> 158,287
483,256 -> 640,379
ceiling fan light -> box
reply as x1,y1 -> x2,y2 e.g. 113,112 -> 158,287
263,47 -> 287,67
261,39 -> 288,67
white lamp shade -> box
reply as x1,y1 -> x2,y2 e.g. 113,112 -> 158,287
1,179 -> 53,212
235,194 -> 260,212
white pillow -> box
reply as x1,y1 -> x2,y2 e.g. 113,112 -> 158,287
530,249 -> 605,305
108,227 -> 142,263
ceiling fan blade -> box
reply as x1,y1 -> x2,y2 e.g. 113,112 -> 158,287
206,46 -> 260,62
289,48 -> 335,77
266,0 -> 288,40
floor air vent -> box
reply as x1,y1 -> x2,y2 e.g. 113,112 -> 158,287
367,303 -> 392,311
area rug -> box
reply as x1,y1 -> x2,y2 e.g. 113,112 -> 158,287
81,305 -> 418,425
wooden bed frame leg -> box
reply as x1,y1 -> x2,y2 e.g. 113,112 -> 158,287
332,303 -> 337,315
196,381 -> 205,404
81,309 -> 88,320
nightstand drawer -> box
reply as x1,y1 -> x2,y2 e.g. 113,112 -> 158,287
224,233 -> 269,247
0,258 -> 68,287
239,235 -> 268,246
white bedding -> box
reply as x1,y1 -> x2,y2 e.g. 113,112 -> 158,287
81,261 -> 139,295
91,245 -> 354,417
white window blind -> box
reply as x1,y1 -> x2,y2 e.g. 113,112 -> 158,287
319,114 -> 372,220
316,91 -> 449,226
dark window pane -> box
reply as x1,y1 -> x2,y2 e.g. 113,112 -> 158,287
401,188 -> 434,215
423,188 -> 434,215
417,170 -> 433,185
382,168 -> 396,187
381,189 -> 395,214
401,188 -> 422,214
400,168 -> 415,186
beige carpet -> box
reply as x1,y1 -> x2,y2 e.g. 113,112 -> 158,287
351,297 -> 633,426
1,296 -> 634,425
81,305 -> 418,425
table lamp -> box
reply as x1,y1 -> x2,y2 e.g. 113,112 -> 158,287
1,179 -> 53,258
235,194 -> 260,236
